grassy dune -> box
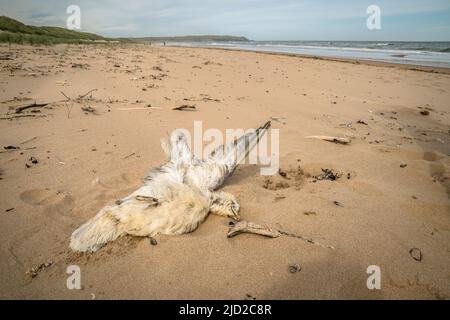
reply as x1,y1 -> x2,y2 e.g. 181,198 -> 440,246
0,16 -> 114,44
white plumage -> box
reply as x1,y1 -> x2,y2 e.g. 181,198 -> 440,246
70,121 -> 271,252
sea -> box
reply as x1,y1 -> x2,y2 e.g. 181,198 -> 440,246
172,41 -> 450,69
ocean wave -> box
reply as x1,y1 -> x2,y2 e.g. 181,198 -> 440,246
373,43 -> 393,46
251,42 -> 450,53
251,44 -> 442,56
179,42 -> 450,68
407,47 -> 429,51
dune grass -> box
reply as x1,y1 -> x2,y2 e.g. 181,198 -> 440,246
0,31 -> 99,45
0,16 -> 115,45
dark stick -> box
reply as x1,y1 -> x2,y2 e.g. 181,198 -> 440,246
60,91 -> 71,101
78,89 -> 98,99
15,102 -> 49,114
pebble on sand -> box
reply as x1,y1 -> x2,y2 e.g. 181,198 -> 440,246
289,263 -> 302,273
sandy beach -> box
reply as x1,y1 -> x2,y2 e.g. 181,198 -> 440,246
0,43 -> 449,299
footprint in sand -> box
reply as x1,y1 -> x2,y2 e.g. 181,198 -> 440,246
400,150 -> 446,162
398,150 -> 449,196
422,151 -> 445,162
20,188 -> 75,216
21,189 -> 65,206
346,180 -> 383,196
95,173 -> 135,189
91,173 -> 139,205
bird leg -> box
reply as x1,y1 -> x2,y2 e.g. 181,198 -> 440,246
209,191 -> 240,221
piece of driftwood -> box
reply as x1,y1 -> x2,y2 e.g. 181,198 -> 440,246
123,152 -> 136,159
81,106 -> 96,113
15,102 -> 49,114
20,136 -> 38,145
227,220 -> 335,250
60,91 -> 71,101
0,146 -> 36,154
0,114 -> 46,120
172,104 -> 196,111
306,135 -> 351,144
183,95 -> 220,103
78,89 -> 98,99
3,145 -> 19,150
227,221 -> 281,238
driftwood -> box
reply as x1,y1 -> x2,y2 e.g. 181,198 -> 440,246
183,96 -> 220,103
3,145 -> 19,150
78,89 -> 98,99
227,221 -> 280,238
0,146 -> 36,154
20,136 -> 38,145
227,220 -> 335,250
0,114 -> 46,120
172,104 -> 196,111
0,147 -> 36,153
60,91 -> 71,100
123,152 -> 136,159
81,106 -> 96,113
306,135 -> 351,144
15,102 -> 49,114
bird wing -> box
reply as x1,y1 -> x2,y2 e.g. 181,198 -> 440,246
143,121 -> 271,194
141,129 -> 196,198
160,129 -> 199,166
186,120 -> 272,191
208,120 -> 271,177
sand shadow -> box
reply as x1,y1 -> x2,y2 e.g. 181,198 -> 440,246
262,255 -> 385,299
394,107 -> 450,199
222,164 -> 261,187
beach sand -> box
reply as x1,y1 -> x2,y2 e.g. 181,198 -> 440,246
0,43 -> 449,299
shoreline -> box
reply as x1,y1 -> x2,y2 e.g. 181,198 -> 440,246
168,44 -> 450,75
3,42 -> 450,74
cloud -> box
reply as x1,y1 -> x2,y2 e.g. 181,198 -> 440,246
0,0 -> 449,40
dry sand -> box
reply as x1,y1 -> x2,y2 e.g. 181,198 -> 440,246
0,43 -> 449,299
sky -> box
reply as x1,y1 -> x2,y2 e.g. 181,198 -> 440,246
1,0 -> 450,41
